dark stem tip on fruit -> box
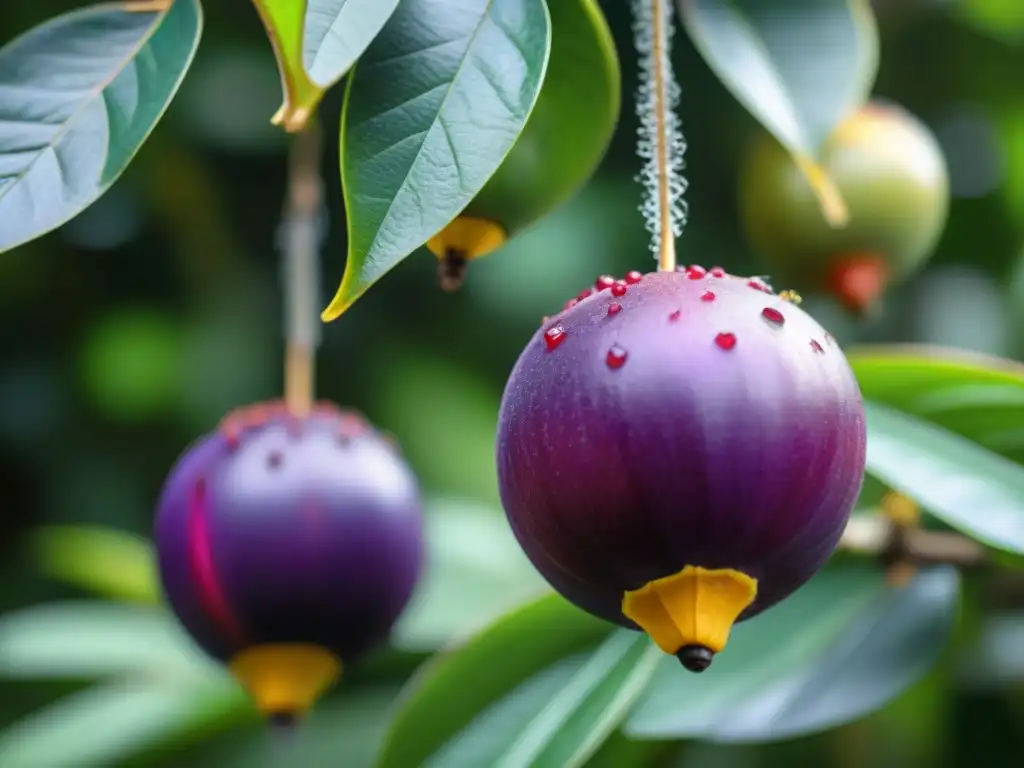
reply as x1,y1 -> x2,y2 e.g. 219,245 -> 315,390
676,644 -> 715,673
438,249 -> 468,292
267,711 -> 300,731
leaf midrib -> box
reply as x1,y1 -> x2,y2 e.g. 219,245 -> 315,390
0,3 -> 166,204
356,0 -> 495,260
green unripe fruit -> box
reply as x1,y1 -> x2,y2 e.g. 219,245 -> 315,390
738,102 -> 950,314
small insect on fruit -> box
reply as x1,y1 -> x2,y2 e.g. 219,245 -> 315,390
739,101 -> 950,315
154,401 -> 423,722
496,268 -> 867,671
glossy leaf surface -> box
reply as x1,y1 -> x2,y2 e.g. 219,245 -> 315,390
378,593 -> 611,768
0,0 -> 203,253
680,0 -> 878,222
325,0 -> 552,320
627,566 -> 959,742
864,401 -> 1024,554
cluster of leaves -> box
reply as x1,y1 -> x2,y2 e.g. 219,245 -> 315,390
2,346 -> 1024,766
2,0 -> 1024,766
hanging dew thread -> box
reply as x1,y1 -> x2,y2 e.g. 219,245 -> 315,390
632,0 -> 687,273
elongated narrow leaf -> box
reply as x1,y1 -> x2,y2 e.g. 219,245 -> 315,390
324,0 -> 552,320
0,0 -> 203,253
252,0 -> 400,132
377,593 -> 611,768
31,525 -> 159,604
680,0 -> 878,222
0,601 -> 216,680
627,566 -> 959,743
849,344 -> 1024,463
864,401 -> 1024,554
393,500 -> 550,651
0,679 -> 244,768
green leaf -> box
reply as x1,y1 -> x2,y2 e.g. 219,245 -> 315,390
0,678 -> 243,768
626,566 -> 959,743
31,525 -> 159,604
849,344 -> 1024,464
323,0 -> 552,320
0,601 -> 216,681
393,499 -> 550,651
252,0 -> 400,132
864,401 -> 1024,554
427,631 -> 660,768
680,0 -> 878,224
438,0 -> 620,252
0,0 -> 203,253
377,593 -> 611,768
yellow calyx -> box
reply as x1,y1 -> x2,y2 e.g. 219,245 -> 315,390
622,566 -> 757,657
427,216 -> 507,262
229,644 -> 341,719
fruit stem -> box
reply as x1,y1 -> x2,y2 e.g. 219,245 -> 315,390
631,0 -> 687,273
281,120 -> 324,418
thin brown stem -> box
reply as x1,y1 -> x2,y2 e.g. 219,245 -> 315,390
282,121 -> 324,418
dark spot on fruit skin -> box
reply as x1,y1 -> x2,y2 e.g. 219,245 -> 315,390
676,645 -> 714,673
668,310 -> 681,322
811,339 -> 825,353
266,451 -> 284,470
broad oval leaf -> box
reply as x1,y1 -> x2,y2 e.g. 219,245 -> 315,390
323,0 -> 552,320
864,401 -> 1024,554
849,344 -> 1024,464
377,593 -> 611,768
627,566 -> 959,743
252,0 -> 401,132
0,679 -> 243,768
31,525 -> 159,604
680,0 -> 878,224
0,601 -> 216,680
393,499 -> 550,651
0,0 -> 203,253
427,0 -> 621,260
427,631 -> 660,768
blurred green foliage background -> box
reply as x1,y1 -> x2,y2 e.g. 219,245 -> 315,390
2,0 -> 1024,766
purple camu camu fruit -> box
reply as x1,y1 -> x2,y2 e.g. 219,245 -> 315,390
154,401 -> 423,722
496,267 -> 867,672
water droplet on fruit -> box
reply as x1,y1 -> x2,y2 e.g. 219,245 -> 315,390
564,298 -> 579,311
761,307 -> 785,326
625,270 -> 644,284
611,281 -> 628,297
825,332 -> 835,345
544,327 -> 567,350
608,303 -> 622,316
715,332 -> 737,350
595,275 -> 615,291
606,345 -> 627,369
668,309 -> 681,322
266,451 -> 284,470
686,265 -> 707,279
577,288 -> 593,301
701,290 -> 716,302
709,266 -> 726,278
747,278 -> 772,293
810,339 -> 825,353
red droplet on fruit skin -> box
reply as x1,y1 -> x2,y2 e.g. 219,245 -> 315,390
606,345 -> 627,368
747,277 -> 772,293
608,303 -> 622,316
686,265 -> 707,279
564,298 -> 579,311
761,307 -> 785,325
701,290 -> 716,302
810,339 -> 825,353
625,271 -> 644,284
668,310 -> 681,322
595,275 -> 615,291
715,332 -> 737,350
577,288 -> 593,301
544,326 -> 567,350
709,266 -> 726,277
611,281 -> 628,297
